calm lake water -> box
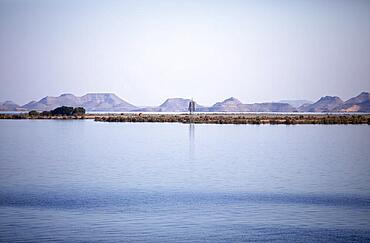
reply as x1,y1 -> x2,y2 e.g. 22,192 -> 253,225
0,120 -> 369,242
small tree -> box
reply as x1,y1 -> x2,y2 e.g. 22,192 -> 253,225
51,106 -> 74,116
41,111 -> 51,116
72,107 -> 86,115
28,110 -> 39,116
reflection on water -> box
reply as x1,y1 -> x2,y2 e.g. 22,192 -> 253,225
189,123 -> 195,159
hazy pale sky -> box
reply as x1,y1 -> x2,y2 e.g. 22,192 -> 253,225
0,0 -> 369,106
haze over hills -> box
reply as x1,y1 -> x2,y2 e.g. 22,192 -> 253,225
278,100 -> 313,108
246,103 -> 297,112
1,92 -> 369,112
0,101 -> 23,111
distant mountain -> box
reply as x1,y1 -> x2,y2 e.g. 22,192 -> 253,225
2,91 -> 369,112
22,100 -> 41,110
207,97 -> 296,112
135,98 -> 205,112
278,100 -> 313,108
0,101 -> 22,111
247,103 -> 297,112
333,92 -> 370,112
22,93 -> 80,111
80,93 -> 136,111
298,96 -> 343,112
344,92 -> 370,104
159,98 -> 193,112
208,97 -> 245,112
135,97 -> 297,113
21,93 -> 137,111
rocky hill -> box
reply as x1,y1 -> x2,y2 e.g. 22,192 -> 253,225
298,96 -> 343,112
22,93 -> 137,111
208,97 -> 245,112
0,101 -> 22,111
333,92 -> 370,112
207,97 -> 296,112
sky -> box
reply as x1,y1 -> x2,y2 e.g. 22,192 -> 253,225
0,0 -> 369,106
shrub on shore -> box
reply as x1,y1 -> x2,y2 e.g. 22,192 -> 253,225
21,106 -> 86,119
50,106 -> 86,116
50,106 -> 74,115
72,107 -> 86,115
28,110 -> 39,116
41,111 -> 51,116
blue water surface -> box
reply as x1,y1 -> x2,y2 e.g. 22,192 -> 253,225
0,120 -> 369,242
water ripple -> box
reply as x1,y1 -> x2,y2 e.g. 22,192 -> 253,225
0,191 -> 369,209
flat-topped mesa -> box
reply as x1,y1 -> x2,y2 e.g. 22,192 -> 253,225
80,93 -> 123,104
208,97 -> 297,112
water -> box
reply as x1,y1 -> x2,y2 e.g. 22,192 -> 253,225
0,120 -> 369,242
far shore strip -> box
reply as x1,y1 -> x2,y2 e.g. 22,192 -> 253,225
1,113 -> 369,125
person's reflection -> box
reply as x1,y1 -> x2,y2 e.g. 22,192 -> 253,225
189,123 -> 195,159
